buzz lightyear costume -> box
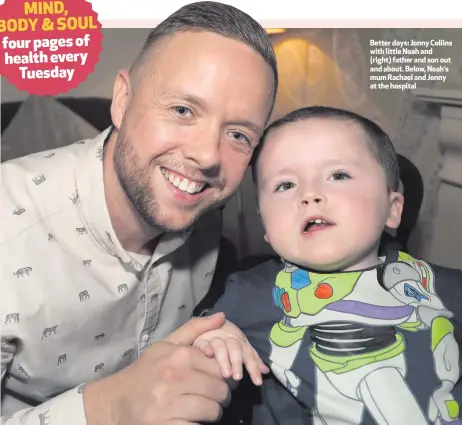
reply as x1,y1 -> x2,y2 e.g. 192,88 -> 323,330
269,252 -> 460,425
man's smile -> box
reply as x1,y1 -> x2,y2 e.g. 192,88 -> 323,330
161,167 -> 208,195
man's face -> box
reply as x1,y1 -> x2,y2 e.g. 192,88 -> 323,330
111,31 -> 274,232
257,118 -> 403,272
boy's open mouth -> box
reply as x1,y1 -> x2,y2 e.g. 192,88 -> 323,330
302,218 -> 334,234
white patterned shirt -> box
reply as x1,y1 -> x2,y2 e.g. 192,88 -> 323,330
0,129 -> 221,424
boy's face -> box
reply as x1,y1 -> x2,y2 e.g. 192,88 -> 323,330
256,118 -> 403,272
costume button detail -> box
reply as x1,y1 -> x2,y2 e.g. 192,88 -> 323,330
314,283 -> 333,299
272,288 -> 291,312
290,269 -> 311,289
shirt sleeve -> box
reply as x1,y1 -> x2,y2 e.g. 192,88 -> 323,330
1,385 -> 88,425
206,265 -> 284,358
2,337 -> 88,425
207,270 -> 313,425
207,272 -> 246,326
1,338 -> 15,380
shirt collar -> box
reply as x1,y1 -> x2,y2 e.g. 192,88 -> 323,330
74,128 -> 192,269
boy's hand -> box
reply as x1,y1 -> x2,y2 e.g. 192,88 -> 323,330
193,320 -> 270,386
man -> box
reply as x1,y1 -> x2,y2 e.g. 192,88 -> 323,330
0,2 -> 278,424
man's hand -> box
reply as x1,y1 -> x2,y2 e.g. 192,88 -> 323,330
83,312 -> 231,425
193,320 -> 270,386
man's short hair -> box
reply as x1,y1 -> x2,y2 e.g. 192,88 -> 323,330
130,1 -> 278,105
251,105 -> 400,192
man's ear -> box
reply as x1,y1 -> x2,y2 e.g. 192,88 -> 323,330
386,191 -> 404,230
110,69 -> 132,131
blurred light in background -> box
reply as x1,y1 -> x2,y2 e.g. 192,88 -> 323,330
265,28 -> 287,35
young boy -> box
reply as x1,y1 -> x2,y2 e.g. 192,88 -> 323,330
193,106 -> 462,425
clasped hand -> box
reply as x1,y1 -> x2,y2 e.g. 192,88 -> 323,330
193,319 -> 270,386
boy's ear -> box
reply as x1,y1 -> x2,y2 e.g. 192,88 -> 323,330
386,191 -> 404,230
256,204 -> 269,243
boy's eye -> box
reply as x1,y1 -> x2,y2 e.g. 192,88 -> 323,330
330,171 -> 350,181
275,181 -> 296,192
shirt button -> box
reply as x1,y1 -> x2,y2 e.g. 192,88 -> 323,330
142,333 -> 149,342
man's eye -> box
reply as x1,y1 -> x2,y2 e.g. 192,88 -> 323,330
275,181 -> 295,192
229,131 -> 251,145
174,106 -> 191,116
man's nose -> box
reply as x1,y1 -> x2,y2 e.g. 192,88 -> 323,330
182,126 -> 221,171
299,191 -> 326,207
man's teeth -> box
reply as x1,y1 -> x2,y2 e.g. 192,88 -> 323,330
162,169 -> 205,194
309,219 -> 327,224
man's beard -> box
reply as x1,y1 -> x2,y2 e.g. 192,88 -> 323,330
113,127 -> 222,233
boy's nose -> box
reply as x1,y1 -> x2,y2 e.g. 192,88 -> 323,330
299,192 -> 326,207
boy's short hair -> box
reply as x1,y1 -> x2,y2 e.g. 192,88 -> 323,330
251,105 -> 400,192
